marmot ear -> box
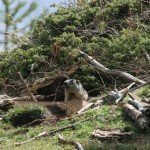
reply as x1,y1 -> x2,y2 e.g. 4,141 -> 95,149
76,80 -> 80,84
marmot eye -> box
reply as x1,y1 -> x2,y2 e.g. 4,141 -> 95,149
71,79 -> 74,83
76,80 -> 80,84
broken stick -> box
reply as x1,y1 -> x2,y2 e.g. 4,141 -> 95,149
17,72 -> 37,102
58,134 -> 84,150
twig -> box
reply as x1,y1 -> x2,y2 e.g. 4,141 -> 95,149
17,72 -> 37,102
58,134 -> 84,150
15,124 -> 75,146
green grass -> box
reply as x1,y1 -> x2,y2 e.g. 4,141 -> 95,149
0,85 -> 150,150
0,104 -> 149,150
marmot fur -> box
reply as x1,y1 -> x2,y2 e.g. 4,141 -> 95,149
64,79 -> 88,101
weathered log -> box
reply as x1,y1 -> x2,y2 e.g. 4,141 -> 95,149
128,99 -> 150,117
80,51 -> 146,84
92,128 -> 132,140
123,103 -> 149,129
58,134 -> 84,150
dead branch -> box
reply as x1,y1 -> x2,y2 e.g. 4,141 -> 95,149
116,82 -> 135,104
17,72 -> 37,102
123,103 -> 149,129
77,102 -> 94,114
58,134 -> 84,150
128,99 -> 150,116
15,124 -> 75,146
80,51 -> 146,84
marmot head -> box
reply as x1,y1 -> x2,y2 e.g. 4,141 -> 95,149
64,79 -> 81,90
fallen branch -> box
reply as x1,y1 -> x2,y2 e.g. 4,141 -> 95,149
128,99 -> 150,116
17,72 -> 37,102
58,134 -> 84,150
77,102 -> 94,114
80,51 -> 146,84
116,82 -> 135,104
15,124 -> 75,146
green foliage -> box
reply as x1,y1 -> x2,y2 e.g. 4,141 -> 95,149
3,105 -> 45,127
0,0 -> 149,92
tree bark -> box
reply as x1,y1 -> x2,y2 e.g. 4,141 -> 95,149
123,103 -> 149,129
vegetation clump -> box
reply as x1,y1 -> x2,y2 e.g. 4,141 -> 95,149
2,105 -> 45,127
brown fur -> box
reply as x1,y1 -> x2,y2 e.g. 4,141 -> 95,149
64,79 -> 88,102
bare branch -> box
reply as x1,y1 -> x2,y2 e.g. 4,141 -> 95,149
17,72 -> 37,102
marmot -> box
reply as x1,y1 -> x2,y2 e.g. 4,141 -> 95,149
64,79 -> 88,101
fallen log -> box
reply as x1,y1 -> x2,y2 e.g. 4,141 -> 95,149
92,128 -> 132,140
128,99 -> 150,117
80,51 -> 146,84
123,103 -> 149,129
58,134 -> 84,150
